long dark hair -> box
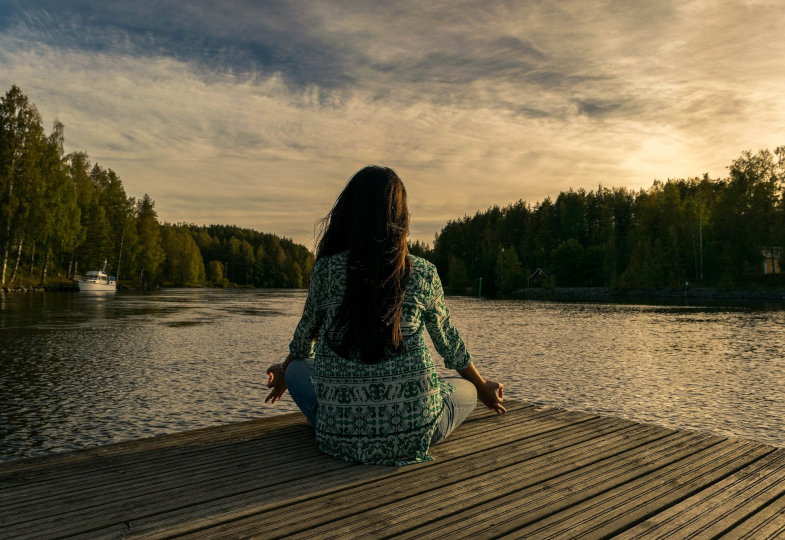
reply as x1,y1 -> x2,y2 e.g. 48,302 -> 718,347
316,166 -> 412,363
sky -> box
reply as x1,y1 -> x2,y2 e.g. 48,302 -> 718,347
1,0 -> 784,249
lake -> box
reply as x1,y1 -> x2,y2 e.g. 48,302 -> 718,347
2,289 -> 784,462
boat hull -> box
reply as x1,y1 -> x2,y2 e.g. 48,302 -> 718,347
77,268 -> 117,292
77,281 -> 116,292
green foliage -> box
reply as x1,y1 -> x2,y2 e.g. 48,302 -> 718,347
432,147 -> 785,292
4,85 -> 784,292
408,240 -> 433,260
551,239 -> 585,287
136,194 -> 165,285
0,85 -> 314,289
1,85 -> 47,285
188,224 -> 314,288
160,224 -> 206,286
496,247 -> 525,292
447,254 -> 469,294
206,260 -> 228,287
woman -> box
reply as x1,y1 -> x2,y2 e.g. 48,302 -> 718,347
265,166 -> 505,466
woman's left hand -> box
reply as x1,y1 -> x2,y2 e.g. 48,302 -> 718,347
265,363 -> 288,403
477,379 -> 506,414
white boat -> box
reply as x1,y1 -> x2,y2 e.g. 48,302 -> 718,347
77,262 -> 117,292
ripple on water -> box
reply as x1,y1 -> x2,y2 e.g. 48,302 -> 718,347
2,290 -> 785,461
439,298 -> 785,448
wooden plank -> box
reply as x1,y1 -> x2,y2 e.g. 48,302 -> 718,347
367,432 -> 720,540
182,417 -> 631,539
2,402 -> 532,509
723,492 -> 785,539
192,422 -> 678,539
615,448 -> 785,539
501,441 -> 775,538
3,402 -> 537,538
1,439 -> 353,536
0,424 -> 316,506
464,401 -> 535,422
84,405 -> 590,539
2,445 -> 325,528
0,413 -> 304,478
0,402 -> 529,487
3,400 -> 784,540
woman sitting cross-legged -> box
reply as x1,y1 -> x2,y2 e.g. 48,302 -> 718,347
265,165 -> 505,466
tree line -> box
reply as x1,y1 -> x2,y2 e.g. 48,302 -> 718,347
420,147 -> 785,294
1,85 -> 314,289
5,84 -> 782,294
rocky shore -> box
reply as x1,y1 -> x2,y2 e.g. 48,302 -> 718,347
1,285 -> 48,293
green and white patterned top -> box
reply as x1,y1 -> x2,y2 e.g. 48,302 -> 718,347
289,252 -> 473,466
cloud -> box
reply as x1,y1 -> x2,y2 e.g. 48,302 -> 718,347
1,0 -> 784,248
0,0 -> 356,87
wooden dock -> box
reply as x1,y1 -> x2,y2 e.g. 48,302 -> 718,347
2,401 -> 785,539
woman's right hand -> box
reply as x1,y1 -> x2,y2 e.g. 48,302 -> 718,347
477,379 -> 506,414
265,363 -> 288,404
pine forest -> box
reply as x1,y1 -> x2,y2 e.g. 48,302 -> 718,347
0,85 -> 313,290
2,84 -> 784,294
421,148 -> 785,294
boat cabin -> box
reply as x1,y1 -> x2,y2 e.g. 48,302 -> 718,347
82,270 -> 117,286
84,270 -> 110,283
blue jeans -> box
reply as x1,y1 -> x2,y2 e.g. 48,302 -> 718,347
284,359 -> 477,445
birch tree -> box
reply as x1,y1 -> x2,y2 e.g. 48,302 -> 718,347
0,85 -> 46,286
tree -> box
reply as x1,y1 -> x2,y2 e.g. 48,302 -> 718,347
551,239 -> 585,287
34,120 -> 81,285
238,239 -> 254,285
0,85 -> 46,286
447,254 -> 469,294
190,224 -> 314,289
207,260 -> 228,287
496,247 -> 525,292
0,86 -> 316,289
96,167 -> 134,279
408,240 -> 433,260
710,149 -> 782,283
284,259 -> 304,288
160,224 -> 206,286
136,194 -> 165,285
65,152 -> 91,276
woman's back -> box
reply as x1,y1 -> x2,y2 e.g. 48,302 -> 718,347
267,165 -> 504,466
289,251 -> 472,465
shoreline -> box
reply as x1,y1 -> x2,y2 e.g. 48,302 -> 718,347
1,282 -> 155,293
506,286 -> 785,302
3,283 -> 785,302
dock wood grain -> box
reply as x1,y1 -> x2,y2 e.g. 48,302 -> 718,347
1,401 -> 784,539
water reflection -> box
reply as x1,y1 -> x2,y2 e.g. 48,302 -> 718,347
2,290 -> 785,462
440,297 -> 785,449
1,289 -> 304,461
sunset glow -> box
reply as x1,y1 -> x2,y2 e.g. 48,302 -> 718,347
2,1 -> 783,247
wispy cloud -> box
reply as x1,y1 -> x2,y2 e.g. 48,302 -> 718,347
1,0 -> 783,248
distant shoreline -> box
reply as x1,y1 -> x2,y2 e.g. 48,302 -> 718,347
1,282 -> 288,293
505,286 -> 785,302
4,283 -> 785,303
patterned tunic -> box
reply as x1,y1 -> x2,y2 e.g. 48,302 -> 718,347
288,252 -> 472,465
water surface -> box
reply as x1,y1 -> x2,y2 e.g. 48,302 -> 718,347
2,289 -> 784,461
